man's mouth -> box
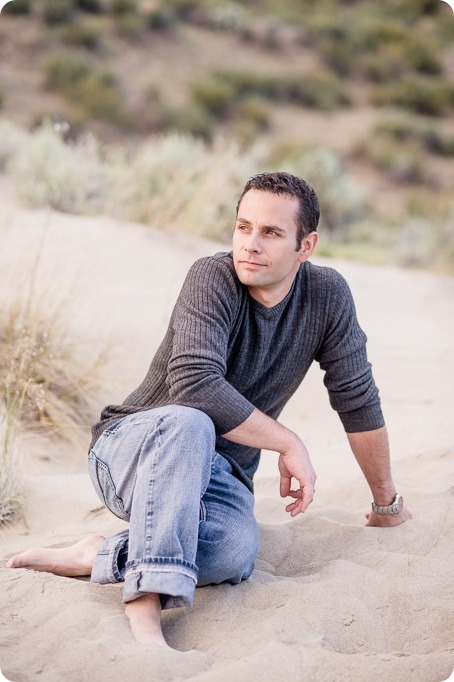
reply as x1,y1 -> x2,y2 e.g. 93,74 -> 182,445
239,260 -> 266,267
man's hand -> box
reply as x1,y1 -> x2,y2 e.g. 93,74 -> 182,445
278,441 -> 316,516
365,505 -> 412,527
347,428 -> 412,529
222,408 -> 317,517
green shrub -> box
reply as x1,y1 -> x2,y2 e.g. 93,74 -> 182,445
371,78 -> 454,116
212,68 -> 351,111
45,53 -> 91,90
284,71 -> 351,110
111,0 -> 137,15
1,0 -> 31,15
147,9 -> 177,31
191,77 -> 235,118
75,0 -> 104,12
42,0 -> 74,25
320,40 -> 356,77
354,17 -> 406,50
363,46 -> 407,82
403,34 -> 441,75
45,55 -> 132,128
359,136 -> 429,184
214,69 -> 280,99
155,103 -> 215,141
115,11 -> 146,38
375,115 -> 454,157
206,3 -> 247,31
394,0 -> 440,21
66,72 -> 133,128
236,96 -> 270,130
62,21 -> 102,49
302,13 -> 350,42
162,0 -> 200,20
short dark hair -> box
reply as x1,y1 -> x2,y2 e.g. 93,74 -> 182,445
236,171 -> 320,250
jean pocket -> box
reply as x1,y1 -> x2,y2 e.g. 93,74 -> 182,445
88,451 -> 129,522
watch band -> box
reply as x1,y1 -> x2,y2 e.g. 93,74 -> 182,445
371,492 -> 403,515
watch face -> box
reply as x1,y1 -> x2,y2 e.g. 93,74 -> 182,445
394,494 -> 403,514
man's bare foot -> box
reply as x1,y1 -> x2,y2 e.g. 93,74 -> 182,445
125,593 -> 169,648
5,533 -> 106,577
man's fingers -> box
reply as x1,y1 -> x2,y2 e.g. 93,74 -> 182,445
280,474 -> 291,498
285,485 -> 314,514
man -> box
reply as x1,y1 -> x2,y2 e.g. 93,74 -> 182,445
6,172 -> 411,648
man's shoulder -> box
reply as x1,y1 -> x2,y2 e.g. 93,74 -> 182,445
183,251 -> 241,302
303,261 -> 349,293
193,251 -> 234,270
188,251 -> 237,284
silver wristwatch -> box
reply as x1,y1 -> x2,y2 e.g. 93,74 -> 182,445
371,492 -> 403,515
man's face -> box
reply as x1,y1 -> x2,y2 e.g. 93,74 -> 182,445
233,189 -> 317,306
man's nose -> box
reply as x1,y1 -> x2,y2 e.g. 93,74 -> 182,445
244,231 -> 262,252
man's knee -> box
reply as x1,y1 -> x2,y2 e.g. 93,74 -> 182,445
197,514 -> 259,586
164,405 -> 215,442
226,519 -> 259,582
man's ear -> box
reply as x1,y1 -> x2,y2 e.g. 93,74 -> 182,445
298,232 -> 319,263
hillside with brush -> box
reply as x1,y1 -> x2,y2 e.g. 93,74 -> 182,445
0,0 -> 453,270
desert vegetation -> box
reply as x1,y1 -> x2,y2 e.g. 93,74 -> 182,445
1,118 -> 452,273
0,0 -> 451,232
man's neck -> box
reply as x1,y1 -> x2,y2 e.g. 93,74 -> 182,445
247,278 -> 296,308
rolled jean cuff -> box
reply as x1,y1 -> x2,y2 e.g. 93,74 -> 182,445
91,535 -> 128,585
123,558 -> 198,609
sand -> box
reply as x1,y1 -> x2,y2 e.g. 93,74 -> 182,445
0,201 -> 453,682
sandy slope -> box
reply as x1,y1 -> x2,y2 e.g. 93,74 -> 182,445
0,203 -> 453,682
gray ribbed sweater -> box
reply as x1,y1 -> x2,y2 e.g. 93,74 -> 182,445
90,252 -> 384,491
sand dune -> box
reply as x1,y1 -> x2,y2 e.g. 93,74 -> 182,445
0,202 -> 453,681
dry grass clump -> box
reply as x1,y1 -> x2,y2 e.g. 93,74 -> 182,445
0,295 -> 105,442
0,414 -> 23,523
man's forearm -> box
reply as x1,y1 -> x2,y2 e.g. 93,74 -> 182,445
222,407 -> 299,452
223,408 -> 317,515
347,426 -> 396,504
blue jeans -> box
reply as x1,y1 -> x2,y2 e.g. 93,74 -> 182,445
87,405 -> 259,609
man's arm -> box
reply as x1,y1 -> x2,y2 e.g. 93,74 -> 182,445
223,408 -> 316,516
347,426 -> 412,527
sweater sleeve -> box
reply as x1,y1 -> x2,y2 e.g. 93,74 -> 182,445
165,256 -> 255,434
315,271 -> 385,433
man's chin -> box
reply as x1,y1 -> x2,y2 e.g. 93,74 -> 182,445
234,263 -> 267,285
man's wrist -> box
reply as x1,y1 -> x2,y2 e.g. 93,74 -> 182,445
371,485 -> 397,506
372,492 -> 403,515
281,430 -> 303,454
